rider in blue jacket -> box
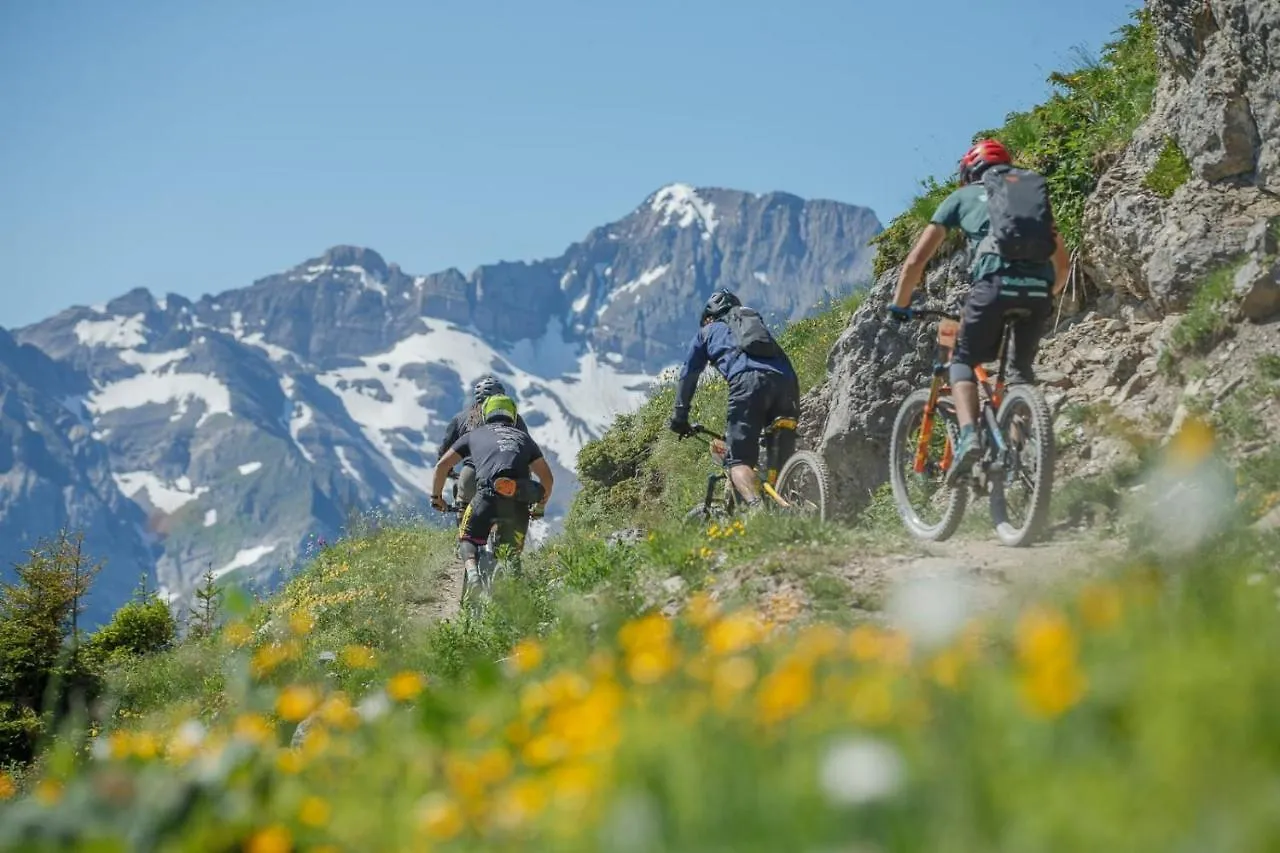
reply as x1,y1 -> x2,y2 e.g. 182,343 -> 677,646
669,289 -> 799,508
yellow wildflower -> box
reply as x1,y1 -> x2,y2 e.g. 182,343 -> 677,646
276,750 -> 306,775
130,731 -> 159,761
522,734 -> 568,767
317,693 -> 360,730
1078,582 -> 1123,631
288,610 -> 315,636
618,613 -> 672,652
418,794 -> 465,841
0,772 -> 16,801
711,656 -> 757,709
475,747 -> 514,786
494,778 -> 549,830
793,624 -> 843,663
224,620 -> 254,648
504,719 -> 532,746
244,824 -> 292,853
387,671 -> 426,701
1016,606 -> 1078,668
705,611 -> 763,656
34,778 -> 62,806
544,671 -> 590,706
234,713 -> 275,745
107,730 -> 134,760
1167,416 -> 1215,471
298,724 -> 331,759
509,637 -> 545,674
341,645 -> 376,669
626,646 -> 677,684
548,762 -> 600,810
1020,657 -> 1087,718
684,592 -> 720,628
928,648 -> 965,690
298,795 -> 331,828
851,674 -> 896,727
276,685 -> 321,722
756,660 -> 813,726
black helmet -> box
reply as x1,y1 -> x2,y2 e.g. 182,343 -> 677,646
700,288 -> 741,325
473,375 -> 506,405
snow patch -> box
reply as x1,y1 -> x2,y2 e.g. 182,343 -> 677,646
336,446 -> 363,484
213,544 -> 279,581
113,471 -> 209,514
238,461 -> 263,476
204,509 -> 218,527
571,292 -> 591,314
73,314 -> 148,348
598,265 -> 669,315
754,271 -> 771,285
87,348 -> 232,428
650,184 -> 718,238
281,376 -> 317,463
241,333 -> 295,362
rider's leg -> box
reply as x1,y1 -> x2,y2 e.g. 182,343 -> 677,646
459,464 -> 477,504
725,373 -> 766,506
1007,290 -> 1053,385
947,277 -> 1004,485
459,494 -> 494,585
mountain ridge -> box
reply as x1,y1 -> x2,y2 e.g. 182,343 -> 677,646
4,183 -> 881,621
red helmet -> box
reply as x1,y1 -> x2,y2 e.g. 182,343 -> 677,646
958,139 -> 1012,184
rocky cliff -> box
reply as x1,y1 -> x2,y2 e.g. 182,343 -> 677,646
805,0 -> 1279,520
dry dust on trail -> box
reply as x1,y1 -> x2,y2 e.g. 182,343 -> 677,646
836,532 -> 1127,629
407,556 -> 463,626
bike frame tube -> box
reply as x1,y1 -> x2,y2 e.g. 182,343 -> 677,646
913,375 -> 950,475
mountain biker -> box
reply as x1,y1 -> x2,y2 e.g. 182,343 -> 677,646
435,375 -> 530,510
888,138 -> 1069,485
668,288 -> 800,508
430,394 -> 553,584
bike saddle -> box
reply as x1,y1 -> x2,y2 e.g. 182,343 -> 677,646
1002,308 -> 1034,322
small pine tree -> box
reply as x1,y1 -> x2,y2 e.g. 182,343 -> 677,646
0,530 -> 101,764
187,568 -> 221,640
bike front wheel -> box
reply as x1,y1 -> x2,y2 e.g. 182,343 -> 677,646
989,384 -> 1054,547
888,387 -> 968,541
774,450 -> 830,521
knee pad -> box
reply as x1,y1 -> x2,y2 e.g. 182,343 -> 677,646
949,362 -> 976,385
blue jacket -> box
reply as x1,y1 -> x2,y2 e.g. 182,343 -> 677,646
673,320 -> 796,414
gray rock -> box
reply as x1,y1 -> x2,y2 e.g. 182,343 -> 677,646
1234,256 -> 1280,320
1084,0 -> 1280,308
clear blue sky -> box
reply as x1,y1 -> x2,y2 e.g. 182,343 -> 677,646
0,0 -> 1139,328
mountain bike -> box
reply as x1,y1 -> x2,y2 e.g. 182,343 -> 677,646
681,418 -> 830,521
441,471 -> 543,611
887,307 -> 1054,547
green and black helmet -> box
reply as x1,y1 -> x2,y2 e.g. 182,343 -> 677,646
482,394 -> 518,424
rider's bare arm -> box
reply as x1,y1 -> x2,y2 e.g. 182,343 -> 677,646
530,457 -> 554,506
432,450 -> 462,498
893,224 -> 948,308
1051,230 -> 1070,296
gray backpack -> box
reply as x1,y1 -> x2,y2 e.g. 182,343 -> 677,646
721,306 -> 784,358
978,165 -> 1056,263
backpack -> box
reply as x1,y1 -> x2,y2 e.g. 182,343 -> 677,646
978,166 -> 1056,263
721,306 -> 783,358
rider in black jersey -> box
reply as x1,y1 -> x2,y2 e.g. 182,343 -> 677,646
436,375 -> 530,509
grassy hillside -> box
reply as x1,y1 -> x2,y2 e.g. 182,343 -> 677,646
869,10 -> 1158,278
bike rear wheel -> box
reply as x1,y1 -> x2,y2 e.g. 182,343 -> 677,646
774,450 -> 830,521
989,384 -> 1054,547
889,387 -> 968,541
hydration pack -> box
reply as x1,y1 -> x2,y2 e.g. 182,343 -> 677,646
722,306 -> 783,358
978,166 -> 1056,263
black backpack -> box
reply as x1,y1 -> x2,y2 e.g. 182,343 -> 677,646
979,166 -> 1056,263
721,306 -> 784,358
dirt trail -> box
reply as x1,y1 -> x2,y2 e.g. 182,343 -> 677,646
408,558 -> 462,626
838,532 -> 1126,625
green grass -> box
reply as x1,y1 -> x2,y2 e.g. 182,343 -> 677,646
1143,136 -> 1193,198
1161,263 -> 1242,372
871,11 -> 1157,278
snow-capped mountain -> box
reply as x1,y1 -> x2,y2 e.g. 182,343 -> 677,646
4,184 -> 880,621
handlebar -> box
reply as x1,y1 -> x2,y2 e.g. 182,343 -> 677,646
680,423 -> 725,442
902,307 -> 961,322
